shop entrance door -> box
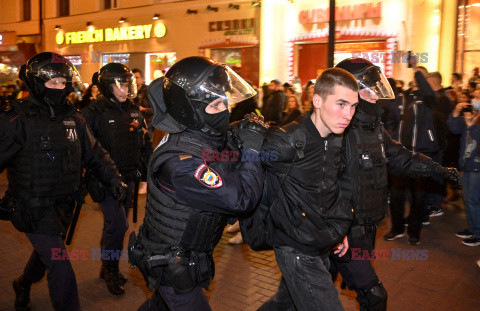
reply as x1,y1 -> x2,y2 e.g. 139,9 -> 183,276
297,43 -> 328,85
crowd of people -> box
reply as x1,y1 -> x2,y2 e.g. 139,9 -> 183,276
0,51 -> 479,311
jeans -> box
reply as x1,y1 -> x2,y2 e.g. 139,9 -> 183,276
462,171 -> 480,238
100,180 -> 134,254
24,232 -> 80,311
259,246 -> 344,311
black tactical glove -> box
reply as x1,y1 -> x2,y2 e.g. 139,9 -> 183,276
230,113 -> 269,151
435,166 -> 462,190
0,198 -> 13,221
110,179 -> 128,202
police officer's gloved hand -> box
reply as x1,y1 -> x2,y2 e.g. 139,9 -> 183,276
435,166 -> 462,190
0,198 -> 13,221
110,179 -> 128,202
231,113 -> 269,151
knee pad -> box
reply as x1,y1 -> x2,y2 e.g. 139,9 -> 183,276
359,281 -> 387,311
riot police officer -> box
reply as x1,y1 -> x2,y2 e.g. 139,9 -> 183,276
0,52 -> 126,311
81,63 -> 153,295
333,58 -> 461,311
128,56 -> 267,310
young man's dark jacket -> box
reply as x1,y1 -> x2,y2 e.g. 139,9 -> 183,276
340,100 -> 449,225
399,71 -> 449,153
0,96 -> 122,236
81,97 -> 153,178
261,113 -> 353,256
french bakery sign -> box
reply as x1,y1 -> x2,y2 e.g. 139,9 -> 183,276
56,23 -> 167,45
299,2 -> 382,24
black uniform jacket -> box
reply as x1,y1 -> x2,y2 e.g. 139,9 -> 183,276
0,97 -> 121,234
340,102 -> 444,221
0,97 -> 120,182
262,114 -> 353,256
81,97 -> 153,176
153,132 -> 264,217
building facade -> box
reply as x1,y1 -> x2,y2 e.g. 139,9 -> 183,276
0,0 -> 476,88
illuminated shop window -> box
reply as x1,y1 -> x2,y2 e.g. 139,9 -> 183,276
145,52 -> 177,84
211,49 -> 242,69
456,0 -> 480,79
102,53 -> 130,66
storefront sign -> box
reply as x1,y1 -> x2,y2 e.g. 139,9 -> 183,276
56,23 -> 166,45
208,18 -> 256,35
299,2 -> 382,24
0,31 -> 17,47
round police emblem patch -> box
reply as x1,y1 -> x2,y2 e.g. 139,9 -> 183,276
194,164 -> 223,188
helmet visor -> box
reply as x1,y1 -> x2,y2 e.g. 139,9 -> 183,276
178,65 -> 256,107
357,66 -> 394,101
112,74 -> 137,99
34,64 -> 82,85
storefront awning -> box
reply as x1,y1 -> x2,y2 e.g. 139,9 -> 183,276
0,43 -> 37,65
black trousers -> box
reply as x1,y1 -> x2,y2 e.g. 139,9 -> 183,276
332,224 -> 382,309
23,232 -> 80,311
389,175 -> 427,239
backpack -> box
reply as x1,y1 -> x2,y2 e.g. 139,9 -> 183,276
239,123 -> 306,251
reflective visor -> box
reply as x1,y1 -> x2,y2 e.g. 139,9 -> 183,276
113,74 -> 138,99
34,64 -> 82,84
357,66 -> 395,100
174,64 -> 256,107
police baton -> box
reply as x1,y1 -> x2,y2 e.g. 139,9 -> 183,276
132,181 -> 139,223
66,199 -> 83,245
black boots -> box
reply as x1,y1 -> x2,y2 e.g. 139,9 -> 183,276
12,275 -> 32,311
100,260 -> 127,285
100,260 -> 125,295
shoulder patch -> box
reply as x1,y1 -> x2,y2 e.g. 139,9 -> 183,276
179,154 -> 193,161
194,164 -> 223,188
155,133 -> 170,150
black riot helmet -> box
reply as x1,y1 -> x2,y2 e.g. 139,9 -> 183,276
96,63 -> 137,101
335,58 -> 394,103
148,56 -> 256,133
19,52 -> 81,101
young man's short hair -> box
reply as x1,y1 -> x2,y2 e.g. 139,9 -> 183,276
314,68 -> 358,101
132,68 -> 144,77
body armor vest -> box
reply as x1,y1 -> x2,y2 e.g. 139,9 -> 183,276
89,99 -> 143,174
7,101 -> 82,200
144,132 -> 228,254
342,123 -> 389,225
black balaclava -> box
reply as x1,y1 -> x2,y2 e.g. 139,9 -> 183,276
354,98 -> 382,130
43,88 -> 67,108
202,109 -> 230,134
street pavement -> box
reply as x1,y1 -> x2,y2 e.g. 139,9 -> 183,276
0,171 -> 479,311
